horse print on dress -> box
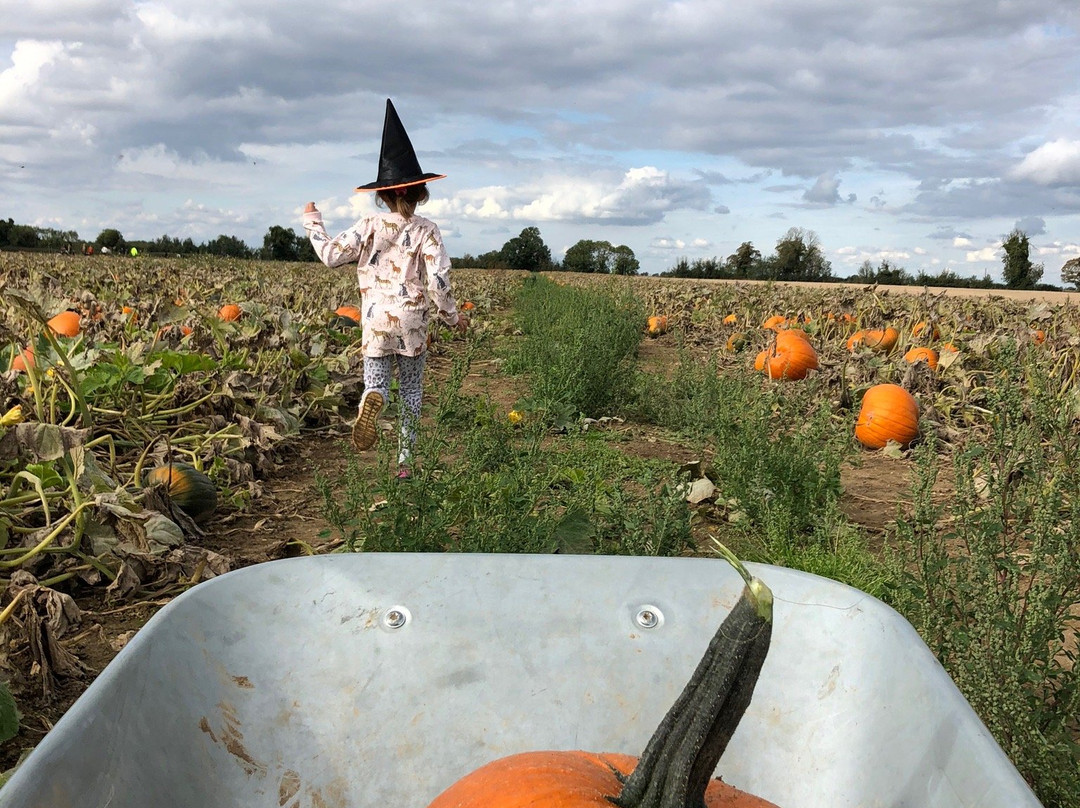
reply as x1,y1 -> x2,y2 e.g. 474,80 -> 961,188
385,312 -> 401,328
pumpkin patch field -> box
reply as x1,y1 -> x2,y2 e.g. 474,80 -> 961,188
1,254 -> 1079,805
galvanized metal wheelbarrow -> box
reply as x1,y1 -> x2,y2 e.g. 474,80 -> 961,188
0,554 -> 1042,807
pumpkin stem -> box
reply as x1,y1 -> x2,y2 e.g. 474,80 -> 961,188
613,542 -> 773,808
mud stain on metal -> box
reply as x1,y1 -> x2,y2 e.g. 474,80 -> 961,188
233,675 -> 254,688
817,664 -> 840,699
198,716 -> 218,743
213,700 -> 268,777
278,769 -> 301,805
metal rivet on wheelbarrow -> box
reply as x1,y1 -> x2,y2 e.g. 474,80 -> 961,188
635,605 -> 663,629
383,606 -> 410,629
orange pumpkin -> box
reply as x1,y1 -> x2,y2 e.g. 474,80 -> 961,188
47,310 -> 81,337
335,305 -> 362,323
646,315 -> 669,337
761,314 -> 787,331
723,313 -> 739,325
847,327 -> 898,353
218,304 -> 242,322
427,751 -> 777,808
904,347 -> 939,370
939,342 -> 959,354
1030,329 -> 1046,345
11,345 -> 34,372
725,332 -> 747,352
855,383 -> 920,449
764,331 -> 818,380
753,349 -> 768,371
461,301 -> 476,311
911,321 -> 940,341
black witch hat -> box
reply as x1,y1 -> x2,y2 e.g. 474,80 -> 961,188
355,99 -> 446,192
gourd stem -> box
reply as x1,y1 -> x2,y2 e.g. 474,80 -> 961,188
614,548 -> 773,808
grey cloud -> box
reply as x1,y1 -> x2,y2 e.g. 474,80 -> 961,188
1014,216 -> 1046,236
803,172 -> 856,205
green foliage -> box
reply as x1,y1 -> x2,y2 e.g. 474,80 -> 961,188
262,225 -> 303,261
562,240 -> 639,275
887,345 -> 1080,808
504,274 -> 644,418
1001,229 -> 1044,290
630,352 -> 885,593
500,227 -> 553,271
0,681 -> 19,743
1061,256 -> 1080,290
95,228 -> 125,252
765,227 -> 832,281
318,348 -> 694,557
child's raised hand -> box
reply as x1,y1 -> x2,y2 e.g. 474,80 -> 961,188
304,202 -> 318,213
455,315 -> 470,334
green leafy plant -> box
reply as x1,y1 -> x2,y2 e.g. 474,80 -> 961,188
887,344 -> 1080,808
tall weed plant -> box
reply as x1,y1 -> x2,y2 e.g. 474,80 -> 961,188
888,344 -> 1080,808
632,353 -> 887,595
505,274 -> 644,418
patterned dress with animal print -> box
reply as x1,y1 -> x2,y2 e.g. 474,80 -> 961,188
303,210 -> 460,357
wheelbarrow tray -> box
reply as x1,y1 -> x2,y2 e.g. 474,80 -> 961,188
0,554 -> 1042,807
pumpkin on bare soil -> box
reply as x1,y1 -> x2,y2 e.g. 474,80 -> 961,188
855,383 -> 920,449
647,316 -> 669,337
426,546 -> 778,808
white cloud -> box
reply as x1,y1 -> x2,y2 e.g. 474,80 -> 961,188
953,237 -> 973,247
1010,139 -> 1080,185
0,40 -> 67,110
966,247 -> 999,262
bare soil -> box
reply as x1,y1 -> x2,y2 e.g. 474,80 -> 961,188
0,320 -> 927,773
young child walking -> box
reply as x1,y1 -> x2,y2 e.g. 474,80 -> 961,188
303,99 -> 468,477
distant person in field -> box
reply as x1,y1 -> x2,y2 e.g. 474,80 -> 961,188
302,98 -> 468,478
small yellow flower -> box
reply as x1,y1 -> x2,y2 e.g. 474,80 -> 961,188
1,405 -> 23,427
507,409 -> 524,425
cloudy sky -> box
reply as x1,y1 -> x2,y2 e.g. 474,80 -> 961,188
3,1 -> 1079,280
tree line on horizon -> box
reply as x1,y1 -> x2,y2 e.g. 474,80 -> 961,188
2,216 -> 1076,289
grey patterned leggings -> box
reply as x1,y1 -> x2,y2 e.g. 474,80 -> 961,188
364,353 -> 426,464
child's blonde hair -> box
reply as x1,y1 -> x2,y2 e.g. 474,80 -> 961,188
376,184 -> 429,218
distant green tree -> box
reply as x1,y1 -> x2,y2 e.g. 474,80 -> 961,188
34,227 -> 79,251
501,227 -> 552,271
611,244 -> 639,275
95,229 -> 125,252
1060,256 -> 1080,290
563,239 -> 639,275
1001,229 -> 1043,289
204,234 -> 252,258
725,242 -> 762,278
0,218 -> 13,245
6,225 -> 39,249
765,228 -> 831,281
263,225 -> 301,261
855,259 -> 911,285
